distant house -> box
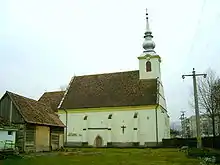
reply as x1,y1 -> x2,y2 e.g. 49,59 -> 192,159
0,116 -> 17,151
0,91 -> 65,152
182,114 -> 220,138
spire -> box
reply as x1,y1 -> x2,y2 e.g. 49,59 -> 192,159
142,9 -> 156,54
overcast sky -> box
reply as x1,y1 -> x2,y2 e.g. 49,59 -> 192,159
0,0 -> 219,122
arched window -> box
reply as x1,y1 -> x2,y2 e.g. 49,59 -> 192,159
146,61 -> 152,72
108,114 -> 113,119
83,115 -> 88,120
133,112 -> 138,118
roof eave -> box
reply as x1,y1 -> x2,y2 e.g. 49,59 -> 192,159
26,120 -> 65,128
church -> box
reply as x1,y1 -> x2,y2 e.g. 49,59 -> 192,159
57,10 -> 170,147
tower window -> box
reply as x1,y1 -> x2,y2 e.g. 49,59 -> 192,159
146,61 -> 152,72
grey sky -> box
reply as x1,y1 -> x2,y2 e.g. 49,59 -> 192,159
0,0 -> 220,122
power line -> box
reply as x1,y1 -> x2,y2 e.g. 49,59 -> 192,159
188,0 -> 207,57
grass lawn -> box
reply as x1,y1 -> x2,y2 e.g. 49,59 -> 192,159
1,148 -> 200,165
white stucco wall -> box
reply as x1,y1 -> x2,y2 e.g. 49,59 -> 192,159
157,108 -> 170,142
59,107 -> 170,146
157,81 -> 170,140
0,130 -> 16,150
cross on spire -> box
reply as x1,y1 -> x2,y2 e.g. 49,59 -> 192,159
145,8 -> 150,32
142,8 -> 156,55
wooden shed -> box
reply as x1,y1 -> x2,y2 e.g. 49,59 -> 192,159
0,91 -> 65,152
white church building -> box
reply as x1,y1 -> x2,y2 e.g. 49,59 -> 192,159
58,10 -> 170,147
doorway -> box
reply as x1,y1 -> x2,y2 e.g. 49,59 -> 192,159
94,135 -> 103,147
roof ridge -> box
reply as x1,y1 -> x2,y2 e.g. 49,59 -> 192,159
7,91 -> 54,113
75,70 -> 139,77
38,91 -> 65,101
43,91 -> 64,94
7,91 -> 37,102
60,71 -> 158,109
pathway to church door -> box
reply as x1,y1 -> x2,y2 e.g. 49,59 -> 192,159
94,135 -> 103,147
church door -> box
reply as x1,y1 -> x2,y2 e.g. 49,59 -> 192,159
94,135 -> 103,147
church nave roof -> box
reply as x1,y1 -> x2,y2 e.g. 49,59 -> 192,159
59,70 -> 158,110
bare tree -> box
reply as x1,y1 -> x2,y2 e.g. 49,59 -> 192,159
196,68 -> 220,137
212,79 -> 220,134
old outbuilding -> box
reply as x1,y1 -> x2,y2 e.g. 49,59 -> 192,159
0,91 -> 65,152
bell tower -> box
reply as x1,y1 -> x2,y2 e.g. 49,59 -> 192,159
138,9 -> 161,80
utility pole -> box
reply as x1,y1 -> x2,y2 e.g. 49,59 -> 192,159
182,68 -> 207,149
180,111 -> 186,138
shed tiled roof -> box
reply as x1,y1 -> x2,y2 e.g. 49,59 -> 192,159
60,70 -> 158,109
38,91 -> 64,112
7,92 -> 65,127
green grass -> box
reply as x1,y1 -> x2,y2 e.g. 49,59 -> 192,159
2,148 -> 200,165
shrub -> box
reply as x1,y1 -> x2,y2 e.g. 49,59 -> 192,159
199,157 -> 216,165
187,148 -> 220,163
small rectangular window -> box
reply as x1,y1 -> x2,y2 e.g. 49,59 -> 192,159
133,112 -> 138,118
108,114 -> 113,119
8,131 -> 13,135
83,116 -> 88,120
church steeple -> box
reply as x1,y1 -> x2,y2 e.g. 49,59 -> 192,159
138,9 -> 161,80
142,9 -> 156,55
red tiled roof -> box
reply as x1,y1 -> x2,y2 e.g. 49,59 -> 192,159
60,70 -> 158,109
